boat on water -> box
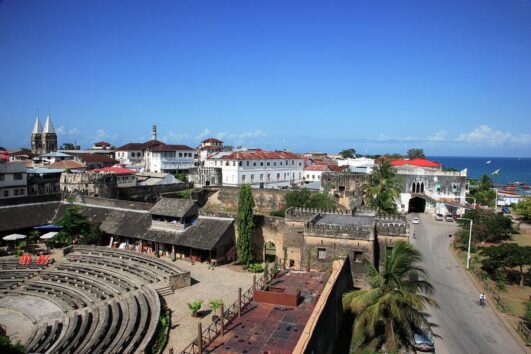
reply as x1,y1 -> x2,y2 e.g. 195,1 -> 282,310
486,160 -> 492,164
492,169 -> 501,176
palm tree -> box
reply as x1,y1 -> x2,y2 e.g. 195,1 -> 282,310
363,160 -> 401,213
343,241 -> 438,352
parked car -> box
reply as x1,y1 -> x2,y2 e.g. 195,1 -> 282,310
413,331 -> 435,352
446,214 -> 454,222
412,217 -> 420,224
435,213 -> 444,221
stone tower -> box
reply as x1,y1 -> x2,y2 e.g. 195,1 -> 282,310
31,115 -> 43,154
41,114 -> 57,153
151,124 -> 157,140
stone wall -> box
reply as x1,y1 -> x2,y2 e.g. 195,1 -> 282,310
295,258 -> 353,354
321,172 -> 368,209
61,172 -> 118,199
217,186 -> 289,212
0,193 -> 61,207
188,167 -> 222,188
168,271 -> 192,289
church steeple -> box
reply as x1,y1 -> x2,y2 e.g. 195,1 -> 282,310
43,114 -> 55,134
32,115 -> 43,134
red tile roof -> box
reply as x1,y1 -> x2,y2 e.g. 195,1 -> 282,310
390,158 -> 440,168
214,150 -> 301,160
92,167 -> 136,175
94,141 -> 111,146
201,137 -> 223,143
304,165 -> 329,171
150,144 -> 194,152
76,153 -> 118,163
46,160 -> 86,169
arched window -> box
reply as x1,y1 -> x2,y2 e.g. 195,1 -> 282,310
420,182 -> 424,193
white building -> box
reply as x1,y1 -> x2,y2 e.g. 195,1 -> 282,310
303,164 -> 345,184
114,125 -> 195,173
205,150 -> 304,188
197,138 -> 224,163
0,161 -> 28,199
338,157 -> 375,174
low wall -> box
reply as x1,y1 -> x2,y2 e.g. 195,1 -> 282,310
169,272 -> 191,289
117,182 -> 193,203
294,258 -> 353,354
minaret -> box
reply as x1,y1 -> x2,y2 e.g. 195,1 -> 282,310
42,114 -> 58,153
31,114 -> 43,154
152,124 -> 157,140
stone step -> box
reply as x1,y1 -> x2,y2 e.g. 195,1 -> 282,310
155,286 -> 173,296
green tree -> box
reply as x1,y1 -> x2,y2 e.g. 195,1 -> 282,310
285,189 -> 337,209
340,148 -> 357,159
481,243 -> 531,287
458,209 -> 512,243
343,241 -> 438,352
514,199 -> 531,220
0,335 -> 26,354
55,206 -> 92,246
469,175 -> 496,207
363,161 -> 401,213
237,185 -> 255,265
406,148 -> 425,159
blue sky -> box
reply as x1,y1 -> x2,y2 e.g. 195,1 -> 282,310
1,0 -> 530,157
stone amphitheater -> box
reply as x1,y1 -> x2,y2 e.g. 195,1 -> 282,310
0,245 -> 191,354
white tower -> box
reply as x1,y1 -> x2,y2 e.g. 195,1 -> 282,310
152,124 -> 157,140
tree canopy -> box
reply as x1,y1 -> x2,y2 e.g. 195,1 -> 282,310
458,209 -> 512,244
343,241 -> 438,352
406,148 -> 425,159
469,175 -> 496,207
237,185 -> 255,266
285,189 -> 337,210
481,243 -> 531,286
339,148 -> 356,159
363,160 -> 401,213
55,206 -> 92,246
514,198 -> 531,220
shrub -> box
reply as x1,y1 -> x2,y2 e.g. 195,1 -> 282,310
187,300 -> 203,317
269,209 -> 286,217
149,308 -> 170,354
247,263 -> 264,273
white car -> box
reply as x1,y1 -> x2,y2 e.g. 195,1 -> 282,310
412,217 -> 420,224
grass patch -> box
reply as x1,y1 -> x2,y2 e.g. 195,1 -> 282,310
511,233 -> 531,247
149,306 -> 170,354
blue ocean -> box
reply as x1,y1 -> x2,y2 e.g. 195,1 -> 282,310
429,156 -> 531,185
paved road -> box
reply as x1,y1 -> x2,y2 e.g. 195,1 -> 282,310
410,213 -> 525,354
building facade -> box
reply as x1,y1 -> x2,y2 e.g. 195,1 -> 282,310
197,138 -> 224,163
0,161 -> 28,199
204,150 -> 304,188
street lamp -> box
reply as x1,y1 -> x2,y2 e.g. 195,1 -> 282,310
458,217 -> 473,269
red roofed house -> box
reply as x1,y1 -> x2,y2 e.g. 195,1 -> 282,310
198,137 -> 224,162
90,141 -> 113,150
390,158 -> 441,169
204,149 -> 304,188
114,125 -> 196,173
74,153 -> 118,170
92,167 -> 137,187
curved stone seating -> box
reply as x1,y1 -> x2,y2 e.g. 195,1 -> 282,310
55,264 -> 139,292
23,281 -> 94,309
31,320 -> 62,354
73,245 -> 185,278
42,272 -> 120,300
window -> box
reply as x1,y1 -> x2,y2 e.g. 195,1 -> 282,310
0,174 -> 4,181
251,174 -> 255,182
3,190 -> 8,197
277,173 -> 280,180
233,161 -> 236,166
20,189 -> 24,195
179,153 -> 183,157
14,189 -> 19,196
131,152 -> 135,157
14,173 -> 23,180
274,162 -> 276,166
239,161 -> 242,166
260,174 -> 263,181
246,161 -> 249,166
267,173 -> 271,181
354,251 -> 363,262
292,160 -> 294,165
279,162 -> 282,166
242,175 -> 246,182
260,162 -> 264,166
267,162 -> 270,166
253,162 -> 256,166
317,248 -> 326,259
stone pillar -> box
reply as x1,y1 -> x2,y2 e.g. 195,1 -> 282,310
171,245 -> 176,261
197,322 -> 203,353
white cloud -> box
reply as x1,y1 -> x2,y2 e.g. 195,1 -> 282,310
196,128 -> 213,141
427,130 -> 447,142
56,126 -> 80,136
456,125 -> 531,146
95,129 -> 118,142
162,131 -> 190,144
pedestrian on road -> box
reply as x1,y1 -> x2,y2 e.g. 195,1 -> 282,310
479,292 -> 486,308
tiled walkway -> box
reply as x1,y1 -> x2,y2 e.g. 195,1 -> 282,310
160,258 -> 255,353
